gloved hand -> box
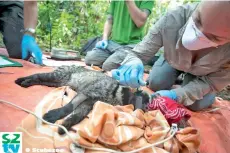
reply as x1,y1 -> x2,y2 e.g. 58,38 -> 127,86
95,40 -> 108,49
21,34 -> 43,65
111,60 -> 146,88
154,90 -> 178,101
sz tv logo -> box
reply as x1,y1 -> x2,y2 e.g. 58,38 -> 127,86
0,132 -> 22,153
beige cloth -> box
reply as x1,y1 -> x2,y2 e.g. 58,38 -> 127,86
122,3 -> 230,106
16,87 -> 200,153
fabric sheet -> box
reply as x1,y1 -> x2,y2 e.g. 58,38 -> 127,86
16,87 -> 200,153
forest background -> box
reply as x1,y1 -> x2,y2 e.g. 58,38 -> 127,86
35,0 -> 197,52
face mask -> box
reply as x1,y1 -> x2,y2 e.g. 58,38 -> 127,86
182,17 -> 218,50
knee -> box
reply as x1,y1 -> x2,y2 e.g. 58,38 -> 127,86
85,50 -> 99,65
102,63 -> 111,71
102,62 -> 116,71
148,76 -> 169,91
102,59 -> 119,71
84,51 -> 93,65
85,48 -> 109,66
187,93 -> 215,111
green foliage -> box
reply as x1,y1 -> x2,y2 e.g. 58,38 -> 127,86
37,1 -> 108,51
37,0 -> 198,52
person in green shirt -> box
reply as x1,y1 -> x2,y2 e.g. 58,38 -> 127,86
85,0 -> 154,71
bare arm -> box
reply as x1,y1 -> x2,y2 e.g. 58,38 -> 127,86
102,15 -> 113,40
24,1 -> 38,30
121,13 -> 166,65
125,0 -> 149,28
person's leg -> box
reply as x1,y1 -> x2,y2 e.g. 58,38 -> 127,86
84,41 -> 122,67
188,94 -> 215,111
102,49 -> 130,71
85,47 -> 111,67
0,5 -> 24,58
148,55 -> 181,91
102,43 -> 134,71
182,73 -> 215,111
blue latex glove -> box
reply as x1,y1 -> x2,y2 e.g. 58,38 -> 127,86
21,34 -> 43,65
154,90 -> 178,101
111,60 -> 146,88
95,40 -> 108,49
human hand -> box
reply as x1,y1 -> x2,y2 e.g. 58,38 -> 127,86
112,60 -> 146,88
95,40 -> 108,50
153,90 -> 178,101
21,34 -> 43,65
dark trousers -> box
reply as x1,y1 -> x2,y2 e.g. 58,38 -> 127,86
0,5 -> 24,58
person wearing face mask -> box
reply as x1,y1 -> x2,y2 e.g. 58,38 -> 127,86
111,1 -> 230,111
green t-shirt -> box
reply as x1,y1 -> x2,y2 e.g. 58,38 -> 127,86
108,0 -> 154,45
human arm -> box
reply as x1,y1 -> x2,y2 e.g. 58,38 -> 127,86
96,15 -> 113,49
22,1 -> 43,65
150,65 -> 230,105
121,12 -> 166,65
112,4 -> 198,88
111,13 -> 165,87
102,15 -> 113,40
125,0 -> 152,28
24,1 -> 38,30
172,67 -> 230,106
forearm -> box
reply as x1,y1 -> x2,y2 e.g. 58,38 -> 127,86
125,0 -> 148,28
24,1 -> 38,29
102,17 -> 113,40
121,8 -> 166,65
173,68 -> 230,106
173,77 -> 213,106
123,22 -> 163,65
